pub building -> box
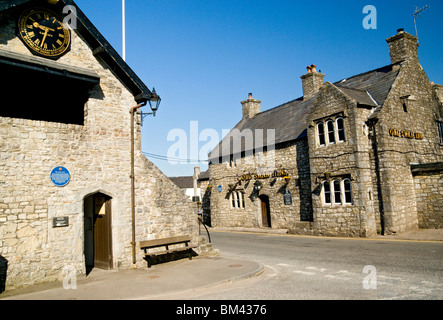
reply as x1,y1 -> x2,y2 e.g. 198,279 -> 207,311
0,0 -> 200,289
207,29 -> 443,237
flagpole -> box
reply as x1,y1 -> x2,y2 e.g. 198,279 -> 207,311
122,0 -> 126,61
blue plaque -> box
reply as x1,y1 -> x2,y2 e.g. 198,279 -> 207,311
50,166 -> 71,187
218,185 -> 222,193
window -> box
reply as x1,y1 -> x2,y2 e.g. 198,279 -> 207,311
323,181 -> 331,204
438,121 -> 443,144
317,122 -> 326,146
343,179 -> 353,204
336,117 -> 346,142
327,120 -> 335,144
333,180 -> 342,204
230,191 -> 245,209
316,116 -> 346,146
323,178 -> 353,206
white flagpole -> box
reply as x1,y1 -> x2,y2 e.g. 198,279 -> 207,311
122,0 -> 126,61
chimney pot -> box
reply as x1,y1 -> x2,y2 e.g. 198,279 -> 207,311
248,93 -> 253,99
397,28 -> 405,33
306,66 -> 312,73
311,64 -> 317,73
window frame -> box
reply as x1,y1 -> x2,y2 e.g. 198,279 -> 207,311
336,117 -> 346,142
317,122 -> 326,146
323,181 -> 332,204
438,121 -> 443,145
326,119 -> 336,145
343,178 -> 353,204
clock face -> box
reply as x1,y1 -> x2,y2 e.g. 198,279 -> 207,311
17,7 -> 71,59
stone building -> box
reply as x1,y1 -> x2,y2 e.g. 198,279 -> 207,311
207,29 -> 443,237
0,0 -> 199,289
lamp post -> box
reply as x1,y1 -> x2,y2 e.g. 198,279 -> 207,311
130,89 -> 161,266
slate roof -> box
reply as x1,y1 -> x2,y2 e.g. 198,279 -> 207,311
169,176 -> 194,189
209,63 -> 400,162
0,0 -> 155,104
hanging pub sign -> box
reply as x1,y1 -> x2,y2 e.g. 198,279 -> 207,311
283,189 -> 292,205
50,166 -> 71,187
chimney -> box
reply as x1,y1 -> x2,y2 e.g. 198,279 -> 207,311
241,93 -> 261,119
386,28 -> 419,64
300,64 -> 324,100
193,167 -> 200,200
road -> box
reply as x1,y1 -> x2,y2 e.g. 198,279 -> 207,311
183,231 -> 443,300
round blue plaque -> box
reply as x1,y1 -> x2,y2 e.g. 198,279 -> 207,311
50,166 -> 71,187
218,185 -> 222,193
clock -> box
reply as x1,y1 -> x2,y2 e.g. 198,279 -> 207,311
17,7 -> 71,59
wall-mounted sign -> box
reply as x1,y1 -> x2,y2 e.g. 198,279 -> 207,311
283,189 -> 292,205
389,129 -> 423,140
53,216 -> 69,228
218,185 -> 223,193
241,169 -> 288,181
50,166 -> 71,187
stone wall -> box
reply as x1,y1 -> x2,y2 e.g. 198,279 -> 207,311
0,8 -> 198,289
307,82 -> 378,237
209,139 -> 313,234
374,59 -> 443,234
413,170 -> 443,229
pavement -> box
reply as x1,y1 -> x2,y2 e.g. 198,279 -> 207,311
1,228 -> 441,300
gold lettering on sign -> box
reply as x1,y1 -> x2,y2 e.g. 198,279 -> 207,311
241,169 -> 288,181
389,129 -> 423,140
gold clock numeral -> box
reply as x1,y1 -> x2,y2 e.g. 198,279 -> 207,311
56,39 -> 63,46
34,38 -> 41,46
28,31 -> 35,38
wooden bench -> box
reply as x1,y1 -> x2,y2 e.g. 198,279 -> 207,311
139,235 -> 197,268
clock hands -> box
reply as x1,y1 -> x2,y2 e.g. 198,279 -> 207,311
33,22 -> 55,47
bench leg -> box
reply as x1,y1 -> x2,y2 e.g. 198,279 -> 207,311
188,248 -> 192,260
147,256 -> 152,268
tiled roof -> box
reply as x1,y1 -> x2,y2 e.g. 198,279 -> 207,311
209,64 -> 400,161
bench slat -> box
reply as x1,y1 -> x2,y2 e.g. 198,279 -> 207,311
141,245 -> 197,256
139,235 -> 192,249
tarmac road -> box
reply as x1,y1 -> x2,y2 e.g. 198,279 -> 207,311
175,230 -> 443,300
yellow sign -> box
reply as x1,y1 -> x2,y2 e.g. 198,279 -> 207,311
241,169 -> 288,181
389,129 -> 423,140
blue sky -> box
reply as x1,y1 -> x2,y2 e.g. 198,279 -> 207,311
75,0 -> 443,177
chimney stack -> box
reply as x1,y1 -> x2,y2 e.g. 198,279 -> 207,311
301,65 -> 324,100
386,28 -> 419,64
241,93 -> 261,119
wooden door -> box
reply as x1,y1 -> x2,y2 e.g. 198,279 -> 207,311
260,195 -> 271,228
93,195 -> 113,269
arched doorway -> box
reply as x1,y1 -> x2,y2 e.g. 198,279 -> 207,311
84,192 -> 113,273
259,195 -> 271,228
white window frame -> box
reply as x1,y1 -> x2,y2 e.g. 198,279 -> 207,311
336,117 -> 346,142
322,178 -> 353,206
326,120 -> 336,145
343,178 -> 353,204
230,191 -> 245,209
317,122 -> 326,146
323,181 -> 332,204
333,179 -> 342,204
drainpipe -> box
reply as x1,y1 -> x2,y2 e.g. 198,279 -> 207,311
130,102 -> 146,267
368,119 -> 385,236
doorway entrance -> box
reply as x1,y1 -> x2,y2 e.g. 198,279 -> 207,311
259,195 -> 271,228
84,193 -> 113,273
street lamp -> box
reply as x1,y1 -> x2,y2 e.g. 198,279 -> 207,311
141,88 -> 161,125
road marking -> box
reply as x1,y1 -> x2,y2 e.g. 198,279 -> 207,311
294,270 -> 316,276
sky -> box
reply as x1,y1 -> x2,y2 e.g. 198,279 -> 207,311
75,0 -> 443,178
